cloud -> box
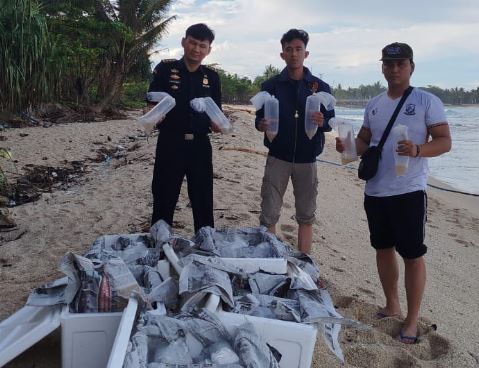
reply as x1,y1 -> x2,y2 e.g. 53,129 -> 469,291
151,0 -> 479,89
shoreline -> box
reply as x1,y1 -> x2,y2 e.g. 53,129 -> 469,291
427,176 -> 479,218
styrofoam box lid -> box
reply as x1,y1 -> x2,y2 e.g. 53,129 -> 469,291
0,305 -> 62,366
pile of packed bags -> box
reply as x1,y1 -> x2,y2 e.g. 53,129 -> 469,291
24,220 -> 354,366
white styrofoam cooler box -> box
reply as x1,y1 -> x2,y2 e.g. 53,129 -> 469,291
0,299 -> 137,368
204,294 -> 317,368
61,308 -> 123,368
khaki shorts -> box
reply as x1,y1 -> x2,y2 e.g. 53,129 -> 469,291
259,155 -> 318,226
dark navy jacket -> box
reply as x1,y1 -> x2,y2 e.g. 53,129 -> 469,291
255,67 -> 335,163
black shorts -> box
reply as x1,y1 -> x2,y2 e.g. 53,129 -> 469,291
364,190 -> 427,259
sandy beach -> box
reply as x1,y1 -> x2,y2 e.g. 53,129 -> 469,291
1,105 -> 478,367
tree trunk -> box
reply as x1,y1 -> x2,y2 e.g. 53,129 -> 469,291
94,66 -> 126,112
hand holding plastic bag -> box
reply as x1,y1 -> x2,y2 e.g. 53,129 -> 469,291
250,92 -> 279,142
137,92 -> 176,134
304,92 -> 336,139
391,124 -> 409,176
190,97 -> 232,134
329,117 -> 358,165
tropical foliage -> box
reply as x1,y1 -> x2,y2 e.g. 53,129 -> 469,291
0,0 -> 176,113
0,0 -> 53,112
0,148 -> 14,194
217,65 -> 281,104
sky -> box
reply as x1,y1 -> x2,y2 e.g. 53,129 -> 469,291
151,0 -> 479,90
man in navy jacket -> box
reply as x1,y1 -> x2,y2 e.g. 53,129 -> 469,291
255,29 -> 335,254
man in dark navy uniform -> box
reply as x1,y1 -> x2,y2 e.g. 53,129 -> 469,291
147,23 -> 221,232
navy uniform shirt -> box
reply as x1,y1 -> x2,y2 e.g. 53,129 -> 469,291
148,58 -> 222,136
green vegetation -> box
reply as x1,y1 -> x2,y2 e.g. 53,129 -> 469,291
0,148 -> 14,194
122,81 -> 150,108
0,0 -> 175,114
0,0 -> 53,112
216,65 -> 281,104
333,83 -> 479,105
0,0 -> 477,114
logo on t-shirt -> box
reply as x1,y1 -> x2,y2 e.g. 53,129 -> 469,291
404,104 -> 416,115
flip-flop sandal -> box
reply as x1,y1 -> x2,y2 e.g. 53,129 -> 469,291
398,330 -> 419,344
376,311 -> 401,319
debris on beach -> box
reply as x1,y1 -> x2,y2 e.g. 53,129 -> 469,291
0,162 -> 87,208
0,208 -> 16,229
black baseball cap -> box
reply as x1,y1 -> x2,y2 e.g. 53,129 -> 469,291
380,42 -> 413,61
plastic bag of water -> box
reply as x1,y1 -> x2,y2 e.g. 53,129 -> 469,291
190,97 -> 232,134
391,124 -> 409,176
304,92 -> 336,139
329,117 -> 358,165
250,92 -> 279,142
137,92 -> 175,134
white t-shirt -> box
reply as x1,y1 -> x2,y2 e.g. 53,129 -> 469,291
362,87 -> 448,197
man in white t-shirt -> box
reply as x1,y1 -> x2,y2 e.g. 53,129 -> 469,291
336,42 -> 451,343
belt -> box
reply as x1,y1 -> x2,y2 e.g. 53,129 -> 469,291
159,133 -> 206,141
184,133 -> 209,141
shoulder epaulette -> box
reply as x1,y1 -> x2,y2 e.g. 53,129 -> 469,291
203,64 -> 220,73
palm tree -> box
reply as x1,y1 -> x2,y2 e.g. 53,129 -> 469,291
253,65 -> 281,89
91,0 -> 176,110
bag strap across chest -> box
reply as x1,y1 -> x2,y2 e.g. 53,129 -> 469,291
377,86 -> 414,149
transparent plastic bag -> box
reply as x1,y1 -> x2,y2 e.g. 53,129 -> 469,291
304,92 -> 336,139
391,124 -> 409,176
250,92 -> 279,142
250,91 -> 271,110
153,338 -> 193,364
137,93 -> 175,134
264,95 -> 279,142
329,117 -> 358,165
190,97 -> 232,134
210,341 -> 240,364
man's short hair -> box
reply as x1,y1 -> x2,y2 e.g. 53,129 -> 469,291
280,29 -> 309,48
185,23 -> 215,43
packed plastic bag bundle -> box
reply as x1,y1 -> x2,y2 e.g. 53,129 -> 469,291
137,92 -> 176,134
250,91 -> 279,142
304,92 -> 336,139
123,310 -> 279,367
329,117 -> 358,165
391,124 -> 409,176
190,97 -> 232,134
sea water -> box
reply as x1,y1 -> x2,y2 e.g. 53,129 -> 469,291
334,105 -> 479,195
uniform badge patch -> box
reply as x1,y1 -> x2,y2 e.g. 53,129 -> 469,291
404,104 -> 416,116
309,81 -> 319,93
